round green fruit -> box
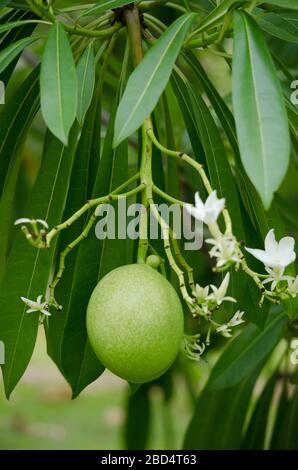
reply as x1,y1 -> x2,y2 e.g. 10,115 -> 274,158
86,264 -> 184,383
146,254 -> 160,269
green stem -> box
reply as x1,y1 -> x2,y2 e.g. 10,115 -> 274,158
49,184 -> 144,306
147,127 -> 232,233
124,4 -> 153,263
147,126 -> 281,304
150,204 -> 195,310
153,185 -> 185,207
46,174 -> 141,246
39,4 -> 122,38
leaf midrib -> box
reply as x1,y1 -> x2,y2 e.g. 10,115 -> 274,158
242,14 -> 269,200
6,144 -> 66,393
117,15 -> 191,144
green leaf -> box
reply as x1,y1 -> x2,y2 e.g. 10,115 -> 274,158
0,19 -> 45,35
242,370 -> 278,449
190,0 -> 247,35
0,66 -> 40,281
40,23 -> 77,145
258,11 -> 298,44
125,386 -> 151,450
183,365 -> 262,450
190,0 -> 298,37
81,0 -> 136,17
172,72 -> 265,324
206,310 -> 287,391
270,386 -> 298,449
0,10 -> 38,85
0,35 -> 38,74
114,13 -> 195,147
266,0 -> 298,9
76,43 -> 96,125
47,82 -> 130,395
0,127 -> 79,398
232,11 -> 290,209
46,86 -> 104,395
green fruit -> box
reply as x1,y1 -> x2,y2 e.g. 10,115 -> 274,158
146,254 -> 160,269
86,264 -> 184,383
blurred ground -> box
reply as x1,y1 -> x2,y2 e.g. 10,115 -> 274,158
0,331 -> 192,450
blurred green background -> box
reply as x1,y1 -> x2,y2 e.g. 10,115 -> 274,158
0,331 -> 202,449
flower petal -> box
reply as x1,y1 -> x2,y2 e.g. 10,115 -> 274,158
277,236 -> 296,265
36,219 -> 49,229
194,192 -> 205,213
245,247 -> 273,266
185,202 -> 205,221
41,309 -> 51,316
14,218 -> 32,226
264,229 -> 278,257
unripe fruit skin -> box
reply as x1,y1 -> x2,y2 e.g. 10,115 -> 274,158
86,264 -> 184,383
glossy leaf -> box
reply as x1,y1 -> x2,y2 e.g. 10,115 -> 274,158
40,23 -> 77,145
190,0 -> 247,35
46,85 -> 104,393
0,127 -> 79,398
242,370 -> 278,449
0,19 -> 45,35
233,11 -> 290,208
81,0 -> 136,17
0,35 -> 38,74
259,11 -> 298,44
270,386 -> 298,449
47,83 -> 130,395
184,365 -> 262,450
114,13 -> 195,147
0,67 -> 40,281
267,0 -> 298,9
172,72 -> 263,324
206,310 -> 287,391
0,10 -> 37,85
76,43 -> 96,125
125,386 -> 150,450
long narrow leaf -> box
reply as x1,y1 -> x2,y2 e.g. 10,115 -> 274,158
0,127 -> 79,398
76,43 -> 96,125
0,67 -> 40,280
206,310 -> 287,390
233,11 -> 290,208
40,23 -> 77,145
114,13 -> 195,147
0,35 -> 38,74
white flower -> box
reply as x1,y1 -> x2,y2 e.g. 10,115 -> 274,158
245,229 -> 296,270
216,324 -> 232,338
186,190 -> 225,224
207,272 -> 236,305
15,218 -> 49,229
193,283 -> 209,300
262,267 -> 288,291
216,310 -> 245,338
287,275 -> 298,297
21,295 -> 50,316
206,233 -> 241,268
228,310 -> 245,327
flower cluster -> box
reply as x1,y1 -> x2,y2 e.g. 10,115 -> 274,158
187,192 -> 297,302
193,273 -> 236,315
187,192 -> 241,270
216,310 -> 245,338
